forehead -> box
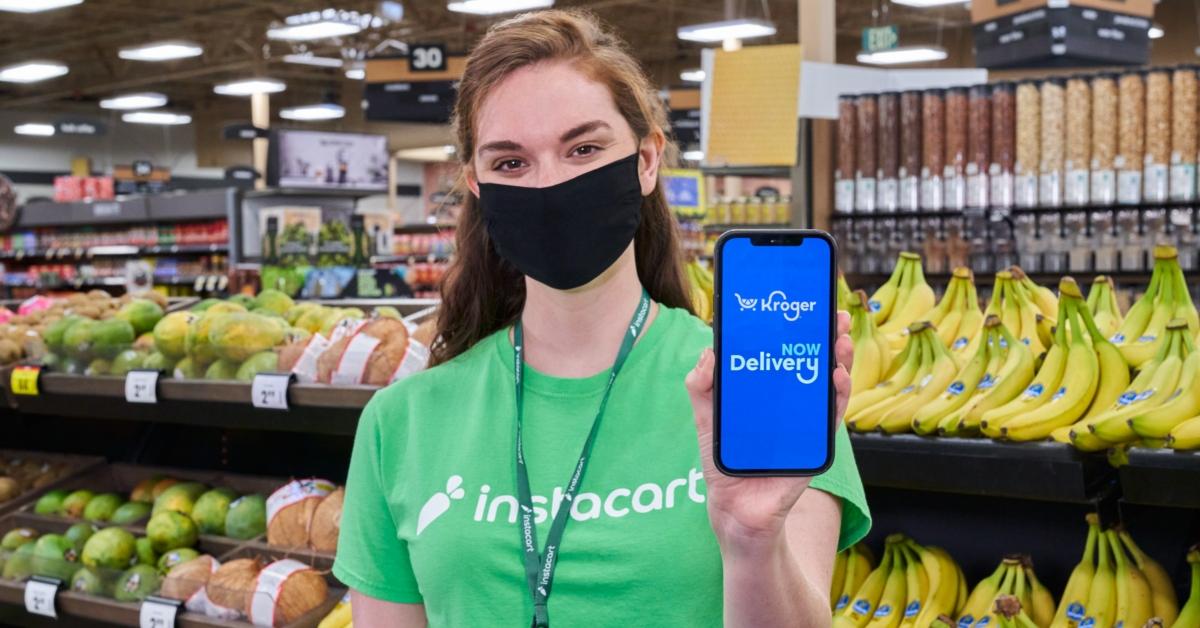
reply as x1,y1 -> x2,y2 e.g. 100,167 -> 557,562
474,61 -> 627,147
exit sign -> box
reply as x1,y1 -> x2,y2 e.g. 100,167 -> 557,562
862,25 -> 899,53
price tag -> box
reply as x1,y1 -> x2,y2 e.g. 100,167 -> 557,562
139,595 -> 181,628
205,275 -> 218,292
217,275 -> 228,291
125,370 -> 159,404
24,576 -> 60,618
193,276 -> 205,292
252,373 -> 292,410
11,366 -> 40,396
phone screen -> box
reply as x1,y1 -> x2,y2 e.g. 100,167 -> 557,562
716,233 -> 835,475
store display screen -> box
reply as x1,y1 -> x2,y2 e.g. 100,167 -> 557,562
716,233 -> 835,474
271,130 -> 389,191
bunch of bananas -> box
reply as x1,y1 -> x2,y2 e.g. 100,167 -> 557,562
1051,514 -> 1178,628
850,290 -> 894,394
985,269 -> 1058,357
685,259 -> 714,323
833,534 -> 967,628
840,272 -> 856,312
318,593 -> 353,628
1110,246 -> 1199,369
870,252 -> 937,350
956,556 -> 1056,628
832,543 -> 877,612
847,322 -> 962,434
1175,548 -> 1200,627
1087,276 -> 1126,340
923,267 -> 985,359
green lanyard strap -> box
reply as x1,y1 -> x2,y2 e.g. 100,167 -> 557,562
513,290 -> 651,628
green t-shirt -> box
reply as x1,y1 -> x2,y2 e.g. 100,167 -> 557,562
333,305 -> 870,627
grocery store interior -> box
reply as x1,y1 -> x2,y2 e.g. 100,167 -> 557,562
0,0 -> 1200,626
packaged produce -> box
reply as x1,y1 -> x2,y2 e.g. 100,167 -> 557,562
1145,69 -> 1171,202
1039,78 -> 1065,207
876,91 -> 899,212
921,89 -> 945,211
899,90 -> 922,212
1116,71 -> 1146,204
836,95 -> 856,213
1064,76 -> 1091,205
942,87 -> 968,211
1171,65 -> 1198,201
248,559 -> 329,626
966,84 -> 991,208
207,557 -> 263,620
161,555 -> 220,613
1015,80 -> 1040,207
266,478 -> 336,549
855,94 -> 878,212
1091,73 -> 1118,205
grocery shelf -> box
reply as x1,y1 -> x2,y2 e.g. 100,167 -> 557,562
371,253 -> 453,264
700,165 -> 792,178
702,223 -> 790,232
1118,447 -> 1200,509
394,223 -> 456,233
844,269 -> 1159,288
0,244 -> 226,261
849,433 -> 1115,503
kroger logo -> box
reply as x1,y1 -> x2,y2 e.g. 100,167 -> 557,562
733,291 -> 817,321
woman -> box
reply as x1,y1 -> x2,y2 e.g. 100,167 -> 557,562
333,10 -> 870,627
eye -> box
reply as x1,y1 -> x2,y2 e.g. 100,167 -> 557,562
493,159 -> 525,172
570,144 -> 601,157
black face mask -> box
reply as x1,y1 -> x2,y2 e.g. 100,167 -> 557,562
478,153 -> 643,290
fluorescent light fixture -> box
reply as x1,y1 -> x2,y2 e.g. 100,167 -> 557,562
0,0 -> 82,13
14,123 -> 55,136
89,245 -> 139,256
889,0 -> 968,7
268,19 -> 361,41
122,111 -> 191,125
677,18 -> 776,43
0,61 -> 68,83
857,45 -> 948,65
447,0 -> 553,15
213,78 -> 286,96
394,145 -> 456,162
118,41 -> 203,62
280,103 -> 345,121
680,69 -> 706,83
1149,24 -> 1164,39
283,53 -> 345,68
99,92 -> 167,110
345,67 -> 365,80
682,150 -> 704,161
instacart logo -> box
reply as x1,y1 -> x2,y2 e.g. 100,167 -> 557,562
415,470 -> 707,536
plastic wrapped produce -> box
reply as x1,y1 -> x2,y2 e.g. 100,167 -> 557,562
1144,69 -> 1170,202
1064,76 -> 1091,205
1170,66 -> 1197,202
1091,73 -> 1118,205
990,81 -> 1015,209
966,84 -> 991,208
943,87 -> 968,211
1117,71 -> 1145,204
876,91 -> 899,212
1039,78 -> 1065,207
856,94 -> 878,212
1015,80 -> 1040,207
836,95 -> 856,213
921,89 -> 945,211
899,91 -> 922,211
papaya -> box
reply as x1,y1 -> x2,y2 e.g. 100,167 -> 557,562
153,312 -> 194,359
115,299 -> 164,336
209,313 -> 286,363
204,359 -> 241,381
91,318 -> 136,360
236,351 -> 278,381
252,289 -> 295,316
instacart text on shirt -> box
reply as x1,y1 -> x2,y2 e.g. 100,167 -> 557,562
415,468 -> 707,536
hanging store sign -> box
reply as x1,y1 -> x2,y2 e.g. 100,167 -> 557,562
223,123 -> 269,140
364,53 -> 464,123
862,25 -> 899,52
55,119 -> 106,136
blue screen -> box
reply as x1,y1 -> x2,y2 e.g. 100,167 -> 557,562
718,236 -> 832,472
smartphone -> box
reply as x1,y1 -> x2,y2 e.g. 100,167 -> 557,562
713,229 -> 837,476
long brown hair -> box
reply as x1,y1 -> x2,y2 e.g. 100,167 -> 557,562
430,9 -> 694,366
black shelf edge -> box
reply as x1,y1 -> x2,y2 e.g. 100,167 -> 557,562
849,433 -> 1115,503
702,223 -> 790,232
243,187 -> 383,200
833,203 -> 1200,219
371,253 -> 453,264
1118,447 -> 1200,508
0,244 -> 227,261
394,223 -> 456,233
700,165 -> 792,177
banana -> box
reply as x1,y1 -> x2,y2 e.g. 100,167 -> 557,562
1168,255 -> 1199,336
952,279 -> 986,360
980,303 -> 1070,438
881,253 -> 937,346
865,541 -> 909,628
834,547 -> 850,611
1051,513 -> 1099,628
975,562 -> 1022,628
1001,289 -> 1100,442
912,324 -> 995,435
926,273 -> 963,331
958,562 -> 1010,627
957,321 -> 1037,434
852,291 -> 887,395
1014,266 -> 1060,320
1036,314 -> 1057,355
913,543 -> 962,627
318,600 -> 353,628
1109,530 -> 1155,628
1118,251 -> 1176,367
1130,348 -> 1200,438
1171,549 -> 1200,628
848,330 -> 922,420
1013,557 -> 1032,618
1090,276 -> 1125,339
851,329 -> 935,432
899,544 -> 928,627
1026,562 -> 1057,628
1083,520 -> 1117,628
1092,322 -> 1189,443
1168,414 -> 1200,450
1012,280 -> 1047,356
1117,528 -> 1178,625
839,545 -> 876,612
1074,295 -> 1134,421
879,327 -> 961,434
839,272 -> 856,312
870,255 -> 910,325
841,544 -> 897,627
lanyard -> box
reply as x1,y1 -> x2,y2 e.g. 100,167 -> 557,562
513,290 -> 651,628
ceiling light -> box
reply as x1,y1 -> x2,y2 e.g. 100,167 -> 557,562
447,0 -> 553,15
118,41 -> 203,62
280,103 -> 345,121
345,67 -> 365,80
682,150 -> 705,161
283,53 -> 345,68
122,111 -> 191,125
268,20 -> 361,41
0,0 -> 82,13
213,78 -> 286,96
680,69 -> 706,83
99,92 -> 167,110
0,61 -> 68,83
677,18 -> 776,43
857,45 -> 949,65
1149,24 -> 1164,39
889,0 -> 968,7
14,123 -> 55,137
394,145 -> 456,162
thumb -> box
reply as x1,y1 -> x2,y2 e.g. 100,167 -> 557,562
686,348 -> 715,438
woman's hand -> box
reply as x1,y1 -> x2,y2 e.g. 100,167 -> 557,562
685,310 -> 853,553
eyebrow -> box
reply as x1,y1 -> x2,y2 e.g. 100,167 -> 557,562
476,120 -> 613,156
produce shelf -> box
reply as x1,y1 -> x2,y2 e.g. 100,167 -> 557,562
0,449 -> 106,517
1118,447 -> 1200,508
0,244 -> 227,261
849,433 -> 1115,503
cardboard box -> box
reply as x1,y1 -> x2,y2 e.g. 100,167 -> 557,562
972,0 -> 1154,23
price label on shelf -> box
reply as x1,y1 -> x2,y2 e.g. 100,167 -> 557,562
252,373 -> 292,410
193,276 -> 205,292
125,370 -> 159,404
139,596 -> 181,628
10,366 -> 40,396
24,576 -> 60,618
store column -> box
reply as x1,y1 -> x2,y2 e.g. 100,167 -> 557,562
251,92 -> 269,190
799,0 -> 836,231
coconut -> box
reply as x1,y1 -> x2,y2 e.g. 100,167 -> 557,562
206,557 -> 262,619
313,336 -> 350,384
266,479 -> 334,549
315,319 -> 407,384
307,487 -> 343,552
276,340 -> 308,373
162,555 -> 220,612
248,560 -> 329,626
